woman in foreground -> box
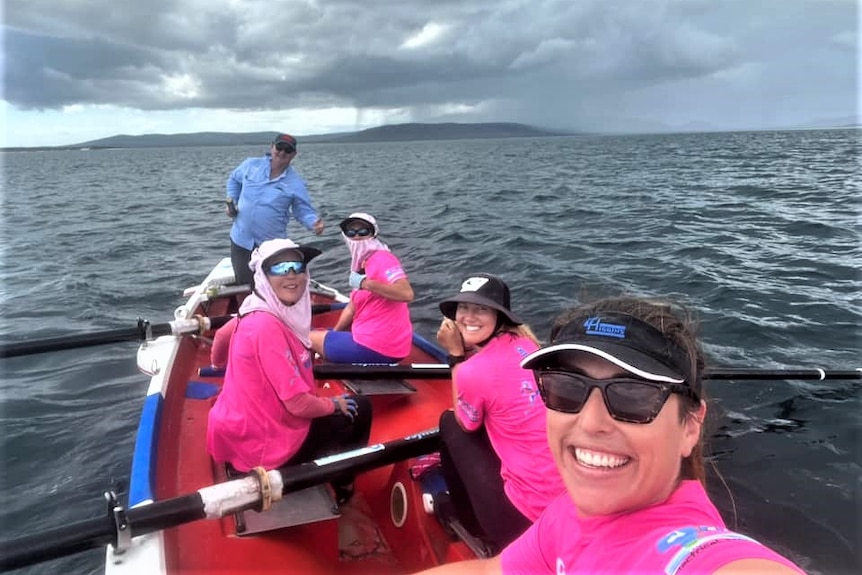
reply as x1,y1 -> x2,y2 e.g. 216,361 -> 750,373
415,296 -> 805,574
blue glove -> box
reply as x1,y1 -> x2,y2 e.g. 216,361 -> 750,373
349,271 -> 366,290
333,394 -> 359,421
343,397 -> 359,420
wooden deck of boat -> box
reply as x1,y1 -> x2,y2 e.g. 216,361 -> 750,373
152,297 -> 474,573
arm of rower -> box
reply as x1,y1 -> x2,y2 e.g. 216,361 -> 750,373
412,556 -> 501,575
362,277 -> 414,302
449,365 -> 466,428
282,392 -> 336,418
333,302 -> 356,331
451,366 -> 479,433
712,559 -> 804,575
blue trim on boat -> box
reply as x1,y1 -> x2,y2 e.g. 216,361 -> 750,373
412,332 -> 448,362
129,393 -> 162,506
186,381 -> 220,399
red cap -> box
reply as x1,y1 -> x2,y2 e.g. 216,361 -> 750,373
272,134 -> 297,149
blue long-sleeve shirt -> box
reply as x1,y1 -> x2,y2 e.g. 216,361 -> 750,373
227,155 -> 320,250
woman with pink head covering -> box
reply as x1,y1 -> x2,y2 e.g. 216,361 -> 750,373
207,238 -> 371,502
309,212 -> 414,363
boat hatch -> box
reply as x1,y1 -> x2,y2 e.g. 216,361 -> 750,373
342,379 -> 417,396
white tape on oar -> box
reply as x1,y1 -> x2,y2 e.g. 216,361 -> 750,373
199,471 -> 285,518
816,368 -> 825,381
409,363 -> 449,369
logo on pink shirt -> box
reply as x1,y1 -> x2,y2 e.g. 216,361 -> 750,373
519,379 -> 539,405
299,349 -> 312,367
657,526 -> 759,574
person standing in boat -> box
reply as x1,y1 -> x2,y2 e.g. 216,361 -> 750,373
207,238 -> 371,503
309,212 -> 414,363
225,133 -> 324,286
433,274 -> 565,553
414,296 -> 806,575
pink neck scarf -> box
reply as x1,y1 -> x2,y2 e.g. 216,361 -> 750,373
344,234 -> 390,272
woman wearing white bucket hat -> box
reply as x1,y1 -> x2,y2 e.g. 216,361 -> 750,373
309,212 -> 414,363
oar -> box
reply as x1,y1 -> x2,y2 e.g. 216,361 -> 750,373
311,364 -> 862,381
314,363 -> 451,380
202,363 -> 449,379
312,302 -> 348,314
0,315 -> 237,359
201,280 -> 347,304
199,364 -> 862,381
0,428 -> 439,571
0,304 -> 344,360
704,368 -> 862,381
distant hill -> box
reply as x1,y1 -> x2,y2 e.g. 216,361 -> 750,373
0,122 -> 575,151
326,122 -> 572,143
794,115 -> 860,130
70,130 -> 359,149
7,118 -> 856,152
76,131 -> 279,149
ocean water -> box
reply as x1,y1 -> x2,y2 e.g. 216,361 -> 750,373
0,129 -> 859,574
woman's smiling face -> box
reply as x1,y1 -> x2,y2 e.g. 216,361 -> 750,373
454,302 -> 498,347
544,352 -> 705,517
264,250 -> 308,305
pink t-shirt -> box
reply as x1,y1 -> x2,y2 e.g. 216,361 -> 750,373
206,311 -> 317,472
454,334 -> 565,520
350,250 -> 412,359
501,480 -> 806,574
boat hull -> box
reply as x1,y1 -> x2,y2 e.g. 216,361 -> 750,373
107,259 -> 475,574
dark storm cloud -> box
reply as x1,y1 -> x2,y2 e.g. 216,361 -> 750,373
5,28 -> 168,108
3,0 -> 856,130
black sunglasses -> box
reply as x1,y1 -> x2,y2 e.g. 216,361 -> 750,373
535,370 -> 697,424
274,142 -> 295,153
344,227 -> 372,238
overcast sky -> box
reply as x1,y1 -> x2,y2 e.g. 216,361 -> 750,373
2,0 -> 858,147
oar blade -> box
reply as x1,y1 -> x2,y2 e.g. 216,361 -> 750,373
0,515 -> 115,572
0,326 -> 148,359
0,315 -> 235,359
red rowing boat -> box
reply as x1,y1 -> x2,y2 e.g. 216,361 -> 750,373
106,258 -> 481,574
